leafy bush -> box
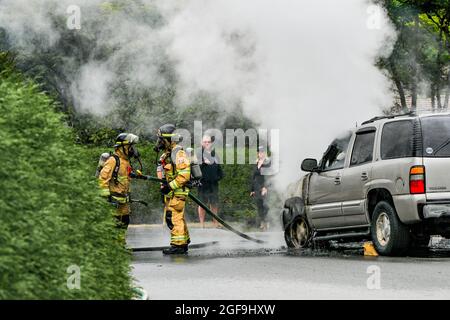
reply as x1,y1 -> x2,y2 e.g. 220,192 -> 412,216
0,59 -> 133,299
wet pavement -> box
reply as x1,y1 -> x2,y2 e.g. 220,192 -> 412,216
129,225 -> 450,300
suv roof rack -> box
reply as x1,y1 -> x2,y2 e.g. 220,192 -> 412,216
361,111 -> 416,125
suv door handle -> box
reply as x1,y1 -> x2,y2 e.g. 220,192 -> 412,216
334,176 -> 341,185
361,172 -> 368,181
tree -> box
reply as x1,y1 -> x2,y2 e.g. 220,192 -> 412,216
378,0 -> 450,112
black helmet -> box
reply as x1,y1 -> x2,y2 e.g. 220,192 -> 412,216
157,124 -> 177,139
154,124 -> 179,152
114,133 -> 139,147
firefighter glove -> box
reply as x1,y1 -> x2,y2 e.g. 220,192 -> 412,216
160,181 -> 171,195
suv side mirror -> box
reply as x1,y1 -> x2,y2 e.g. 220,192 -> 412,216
301,158 -> 318,172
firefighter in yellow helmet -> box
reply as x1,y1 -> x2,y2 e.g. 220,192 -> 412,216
98,133 -> 140,229
155,124 -> 191,255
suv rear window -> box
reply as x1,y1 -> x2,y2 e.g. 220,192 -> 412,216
421,116 -> 450,157
381,120 -> 414,159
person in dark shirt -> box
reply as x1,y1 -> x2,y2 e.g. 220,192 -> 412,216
197,135 -> 224,228
250,146 -> 271,231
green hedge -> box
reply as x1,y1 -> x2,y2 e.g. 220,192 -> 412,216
0,59 -> 133,299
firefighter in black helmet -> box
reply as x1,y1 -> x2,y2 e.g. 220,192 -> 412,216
155,124 -> 192,254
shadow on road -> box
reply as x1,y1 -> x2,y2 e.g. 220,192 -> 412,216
286,241 -> 450,259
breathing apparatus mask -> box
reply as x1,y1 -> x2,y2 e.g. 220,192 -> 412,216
153,124 -> 182,153
127,144 -> 143,173
153,136 -> 168,153
114,133 -> 143,173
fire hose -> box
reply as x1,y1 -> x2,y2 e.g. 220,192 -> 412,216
135,174 -> 265,244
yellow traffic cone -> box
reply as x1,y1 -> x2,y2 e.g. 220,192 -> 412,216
363,242 -> 379,257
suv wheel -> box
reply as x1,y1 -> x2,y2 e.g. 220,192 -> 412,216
371,201 -> 410,256
285,215 -> 311,248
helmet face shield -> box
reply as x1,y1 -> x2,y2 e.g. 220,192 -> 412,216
127,134 -> 139,145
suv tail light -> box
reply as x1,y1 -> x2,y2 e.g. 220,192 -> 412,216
410,166 -> 425,194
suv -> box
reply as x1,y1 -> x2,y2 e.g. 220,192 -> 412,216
282,112 -> 450,256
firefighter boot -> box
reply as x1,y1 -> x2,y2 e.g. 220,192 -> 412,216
163,245 -> 188,255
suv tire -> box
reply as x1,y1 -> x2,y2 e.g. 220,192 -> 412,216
285,215 -> 311,248
371,201 -> 410,256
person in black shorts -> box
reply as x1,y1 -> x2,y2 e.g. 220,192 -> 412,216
197,135 -> 224,228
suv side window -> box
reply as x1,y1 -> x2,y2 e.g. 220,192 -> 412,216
350,131 -> 375,166
381,120 -> 413,159
321,132 -> 352,171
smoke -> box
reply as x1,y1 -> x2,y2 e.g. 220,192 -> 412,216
0,0 -> 61,52
71,62 -> 115,114
159,0 -> 396,188
0,0 -> 171,128
0,0 -> 396,190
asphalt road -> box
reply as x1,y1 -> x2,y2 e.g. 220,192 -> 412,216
128,225 -> 450,300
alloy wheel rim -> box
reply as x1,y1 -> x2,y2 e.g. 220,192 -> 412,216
292,218 -> 309,247
376,212 -> 391,247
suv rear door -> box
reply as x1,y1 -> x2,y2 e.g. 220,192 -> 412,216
421,115 -> 450,200
340,127 -> 376,226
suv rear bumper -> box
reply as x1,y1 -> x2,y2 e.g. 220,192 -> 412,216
392,194 -> 450,223
422,204 -> 450,219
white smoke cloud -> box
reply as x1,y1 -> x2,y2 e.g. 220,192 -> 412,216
157,0 -> 396,188
0,0 -> 61,52
71,61 -> 114,115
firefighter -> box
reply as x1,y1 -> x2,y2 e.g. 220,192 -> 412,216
155,124 -> 191,255
98,133 -> 140,230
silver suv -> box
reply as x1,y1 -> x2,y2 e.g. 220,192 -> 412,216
282,112 -> 450,256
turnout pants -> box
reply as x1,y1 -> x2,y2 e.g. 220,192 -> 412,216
115,203 -> 130,245
164,196 -> 191,246
114,203 -> 130,229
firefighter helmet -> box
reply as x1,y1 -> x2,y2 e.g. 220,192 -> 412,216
157,124 -> 177,140
114,133 -> 139,147
154,124 -> 179,152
